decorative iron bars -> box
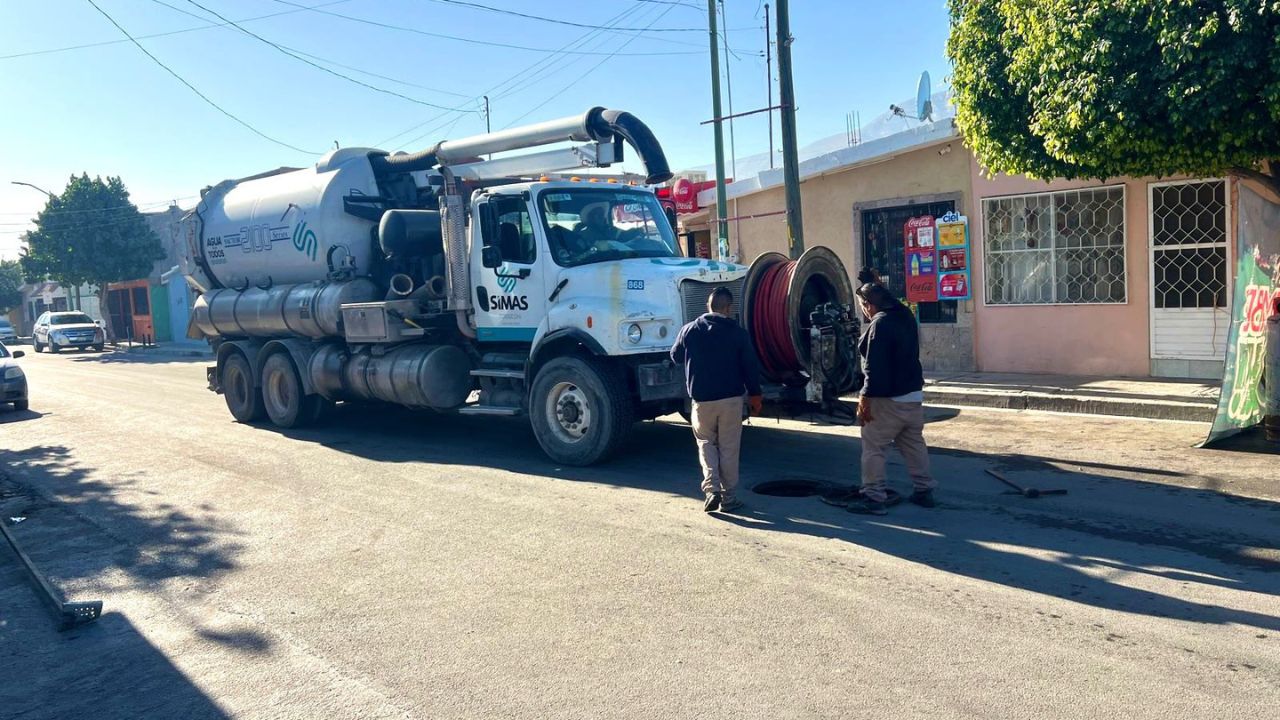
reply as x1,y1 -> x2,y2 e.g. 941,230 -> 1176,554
1151,181 -> 1227,309
984,186 -> 1127,304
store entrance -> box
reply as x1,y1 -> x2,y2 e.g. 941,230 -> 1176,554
861,200 -> 957,323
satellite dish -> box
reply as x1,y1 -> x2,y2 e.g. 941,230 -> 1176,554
916,71 -> 933,122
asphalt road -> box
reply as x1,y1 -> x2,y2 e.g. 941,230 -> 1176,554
1,349 -> 1277,719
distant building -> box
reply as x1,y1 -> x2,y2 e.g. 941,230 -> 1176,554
105,205 -> 197,344
18,281 -> 103,335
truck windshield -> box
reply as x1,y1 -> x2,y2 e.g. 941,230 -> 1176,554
51,313 -> 94,325
540,188 -> 678,267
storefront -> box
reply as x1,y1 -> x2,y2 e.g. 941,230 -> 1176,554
687,120 -> 976,372
969,165 -> 1234,379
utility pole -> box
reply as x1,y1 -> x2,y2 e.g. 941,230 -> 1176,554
719,0 -> 737,182
483,96 -> 492,159
706,0 -> 729,262
765,3 -> 774,169
775,0 -> 804,259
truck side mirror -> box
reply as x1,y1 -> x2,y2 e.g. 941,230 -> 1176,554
482,245 -> 503,269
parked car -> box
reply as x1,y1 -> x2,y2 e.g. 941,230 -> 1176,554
32,311 -> 105,353
0,317 -> 16,344
1,341 -> 28,411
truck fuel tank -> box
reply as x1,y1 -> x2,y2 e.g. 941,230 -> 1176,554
191,279 -> 379,339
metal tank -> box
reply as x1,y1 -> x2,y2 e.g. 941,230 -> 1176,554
191,279 -> 379,339
185,148 -> 383,291
308,343 -> 473,410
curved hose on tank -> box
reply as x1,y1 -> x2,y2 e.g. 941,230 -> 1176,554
366,148 -> 438,176
589,109 -> 673,185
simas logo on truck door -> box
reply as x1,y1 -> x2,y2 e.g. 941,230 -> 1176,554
489,265 -> 528,311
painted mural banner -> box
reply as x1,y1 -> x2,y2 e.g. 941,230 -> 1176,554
903,216 -> 938,302
935,212 -> 972,301
1206,184 -> 1280,444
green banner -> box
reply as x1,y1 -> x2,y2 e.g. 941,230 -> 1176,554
1206,184 -> 1280,444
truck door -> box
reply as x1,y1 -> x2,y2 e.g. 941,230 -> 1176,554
472,194 -> 547,343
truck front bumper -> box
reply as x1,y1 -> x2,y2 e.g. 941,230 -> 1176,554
636,361 -> 685,402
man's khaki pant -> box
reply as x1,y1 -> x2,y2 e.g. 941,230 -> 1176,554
860,397 -> 935,503
691,396 -> 744,499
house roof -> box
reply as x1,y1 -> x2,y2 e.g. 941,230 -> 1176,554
695,118 -> 960,207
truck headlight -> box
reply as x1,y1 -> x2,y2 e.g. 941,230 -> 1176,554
3,367 -> 22,380
626,323 -> 643,344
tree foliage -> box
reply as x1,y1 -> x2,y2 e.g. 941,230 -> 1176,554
948,0 -> 1280,189
0,260 -> 23,315
21,173 -> 163,294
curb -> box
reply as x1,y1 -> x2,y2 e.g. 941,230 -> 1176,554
923,388 -> 1216,422
120,345 -> 213,359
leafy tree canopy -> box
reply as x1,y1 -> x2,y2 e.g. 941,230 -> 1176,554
948,0 -> 1280,190
20,174 -> 163,291
0,260 -> 23,315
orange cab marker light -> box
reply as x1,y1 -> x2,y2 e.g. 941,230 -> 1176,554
539,175 -> 550,181
606,178 -> 618,184
570,176 -> 582,182
587,315 -> 593,328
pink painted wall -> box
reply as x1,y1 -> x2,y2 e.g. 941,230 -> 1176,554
969,159 -> 1153,376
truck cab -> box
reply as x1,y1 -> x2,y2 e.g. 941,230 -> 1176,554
466,179 -> 745,464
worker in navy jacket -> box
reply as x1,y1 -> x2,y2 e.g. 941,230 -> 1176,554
670,287 -> 763,514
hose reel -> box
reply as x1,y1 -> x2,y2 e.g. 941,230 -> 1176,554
743,246 -> 859,393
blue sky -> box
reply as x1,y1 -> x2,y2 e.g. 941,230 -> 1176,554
0,0 -> 954,259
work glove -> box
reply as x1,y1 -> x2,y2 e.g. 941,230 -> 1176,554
748,395 -> 763,416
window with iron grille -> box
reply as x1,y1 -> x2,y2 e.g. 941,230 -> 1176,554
983,186 -> 1127,305
1151,180 -> 1227,309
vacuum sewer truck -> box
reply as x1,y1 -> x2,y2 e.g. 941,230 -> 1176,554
181,107 -> 861,465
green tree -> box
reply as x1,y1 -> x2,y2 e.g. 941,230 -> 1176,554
0,259 -> 23,315
948,0 -> 1280,192
21,174 -> 163,340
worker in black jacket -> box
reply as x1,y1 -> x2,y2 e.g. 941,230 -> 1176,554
842,281 -> 936,515
670,287 -> 763,513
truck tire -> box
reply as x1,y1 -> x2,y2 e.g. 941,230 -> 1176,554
261,352 -> 320,429
530,356 -> 633,466
222,352 -> 265,423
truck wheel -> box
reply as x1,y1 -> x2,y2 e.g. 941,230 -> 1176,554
222,352 -> 265,423
530,356 -> 633,466
261,352 -> 319,429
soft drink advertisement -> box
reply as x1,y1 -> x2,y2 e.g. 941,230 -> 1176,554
935,212 -> 971,300
1206,184 -> 1280,444
903,216 -> 938,302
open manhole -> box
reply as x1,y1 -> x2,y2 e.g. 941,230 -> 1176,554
752,477 -> 835,497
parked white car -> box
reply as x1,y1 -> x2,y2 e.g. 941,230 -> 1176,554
32,311 -> 105,353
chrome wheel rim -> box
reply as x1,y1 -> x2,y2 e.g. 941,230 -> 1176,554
546,381 -> 591,444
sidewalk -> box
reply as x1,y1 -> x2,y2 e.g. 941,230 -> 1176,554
120,341 -> 213,359
922,372 -> 1220,422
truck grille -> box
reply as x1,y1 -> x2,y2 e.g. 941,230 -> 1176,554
679,278 -> 745,325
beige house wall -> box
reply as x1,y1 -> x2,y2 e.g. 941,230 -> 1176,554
722,141 -> 976,371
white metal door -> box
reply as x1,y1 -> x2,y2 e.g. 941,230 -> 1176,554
1148,179 -> 1230,375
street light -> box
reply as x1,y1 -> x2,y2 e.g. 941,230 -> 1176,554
10,181 -> 57,199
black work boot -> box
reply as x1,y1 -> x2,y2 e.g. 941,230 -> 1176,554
909,490 -> 937,508
704,492 -> 722,513
845,496 -> 888,515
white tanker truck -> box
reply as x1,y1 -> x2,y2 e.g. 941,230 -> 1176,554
182,107 -> 861,465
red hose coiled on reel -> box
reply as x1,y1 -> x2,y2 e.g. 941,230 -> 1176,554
751,260 -> 801,380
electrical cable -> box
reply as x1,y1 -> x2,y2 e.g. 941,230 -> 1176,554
82,0 -> 319,154
377,1 -> 646,147
500,3 -> 676,129
269,0 -> 704,56
176,0 -> 477,113
0,0 -> 356,61
423,0 -> 749,33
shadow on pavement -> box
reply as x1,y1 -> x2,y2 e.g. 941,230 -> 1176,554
68,350 -> 210,365
0,406 -> 47,423
0,445 -> 244,588
0,606 -> 230,720
280,402 -> 1280,631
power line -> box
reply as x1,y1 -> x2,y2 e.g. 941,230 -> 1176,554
174,0 -> 478,113
0,197 -> 198,217
423,0 -> 716,32
374,2 -> 648,147
501,4 -> 677,129
0,0 -> 356,61
82,0 -> 319,154
269,0 -> 705,56
139,0 -> 473,100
